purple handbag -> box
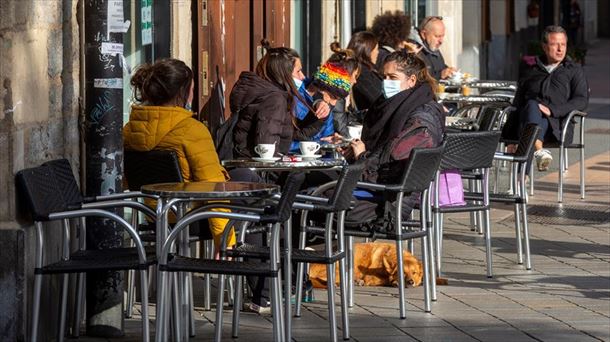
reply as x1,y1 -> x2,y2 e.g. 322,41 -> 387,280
434,169 -> 466,207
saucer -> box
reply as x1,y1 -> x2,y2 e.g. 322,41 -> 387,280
296,154 -> 322,160
252,157 -> 281,162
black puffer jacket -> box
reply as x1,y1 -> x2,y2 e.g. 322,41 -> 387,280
503,56 -> 589,143
230,72 -> 292,158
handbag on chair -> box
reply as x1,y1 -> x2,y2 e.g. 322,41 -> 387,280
434,169 -> 466,207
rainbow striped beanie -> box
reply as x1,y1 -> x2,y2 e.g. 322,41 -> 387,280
312,62 -> 351,98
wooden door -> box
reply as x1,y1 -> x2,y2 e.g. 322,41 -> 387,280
196,0 -> 291,117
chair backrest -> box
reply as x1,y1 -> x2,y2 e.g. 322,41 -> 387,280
124,150 -> 183,191
515,123 -> 541,161
329,162 -> 365,211
261,172 -> 305,224
397,147 -> 443,193
477,106 -> 501,131
440,131 -> 501,171
43,159 -> 83,209
16,164 -> 69,221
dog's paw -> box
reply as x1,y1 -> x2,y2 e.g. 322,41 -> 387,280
356,279 -> 365,286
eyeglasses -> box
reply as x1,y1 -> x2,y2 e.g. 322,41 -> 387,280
419,16 -> 443,30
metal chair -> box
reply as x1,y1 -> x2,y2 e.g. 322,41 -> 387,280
16,159 -> 153,342
529,110 -> 587,202
465,124 -> 540,270
432,131 -> 501,278
155,172 -> 305,342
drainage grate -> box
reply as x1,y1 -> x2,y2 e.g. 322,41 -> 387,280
503,204 -> 610,225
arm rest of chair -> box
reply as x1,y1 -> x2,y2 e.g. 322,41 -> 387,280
295,194 -> 330,204
85,191 -> 159,202
356,181 -> 387,191
561,110 -> 587,143
81,200 -> 156,220
493,152 -> 517,162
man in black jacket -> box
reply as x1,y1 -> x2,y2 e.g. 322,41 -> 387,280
410,16 -> 457,81
508,25 -> 588,171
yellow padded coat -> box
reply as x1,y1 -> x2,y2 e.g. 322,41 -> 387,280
123,105 -> 234,246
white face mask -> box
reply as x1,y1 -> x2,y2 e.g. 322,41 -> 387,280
293,77 -> 304,89
383,80 -> 402,98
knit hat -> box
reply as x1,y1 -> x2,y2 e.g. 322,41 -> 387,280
312,62 -> 352,98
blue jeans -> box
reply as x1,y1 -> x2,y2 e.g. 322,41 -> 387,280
520,99 -> 555,142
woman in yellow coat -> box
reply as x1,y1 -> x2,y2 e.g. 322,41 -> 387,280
123,58 -> 234,247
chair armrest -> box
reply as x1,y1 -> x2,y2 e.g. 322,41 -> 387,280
295,194 -> 330,204
81,200 -> 156,220
561,110 -> 587,143
493,153 -> 517,162
356,182 -> 387,191
85,191 -> 159,202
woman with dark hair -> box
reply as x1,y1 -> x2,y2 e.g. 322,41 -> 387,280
371,10 -> 413,70
343,51 -> 445,232
231,40 -> 329,158
123,58 -> 233,247
348,31 -> 384,112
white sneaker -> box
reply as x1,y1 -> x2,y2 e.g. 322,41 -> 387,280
534,149 -> 553,171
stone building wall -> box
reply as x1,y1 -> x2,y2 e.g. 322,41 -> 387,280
0,0 -> 80,340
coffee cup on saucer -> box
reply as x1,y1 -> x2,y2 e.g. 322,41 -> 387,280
254,144 -> 275,159
299,141 -> 321,156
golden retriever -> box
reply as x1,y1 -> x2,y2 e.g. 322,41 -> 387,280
308,242 -> 423,288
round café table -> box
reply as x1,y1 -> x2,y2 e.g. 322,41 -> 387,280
141,181 -> 279,341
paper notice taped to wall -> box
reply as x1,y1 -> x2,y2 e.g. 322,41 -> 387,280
108,0 -> 130,34
101,42 -> 124,55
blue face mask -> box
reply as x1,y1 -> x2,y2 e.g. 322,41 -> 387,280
184,103 -> 192,111
383,80 -> 402,98
293,77 -> 304,90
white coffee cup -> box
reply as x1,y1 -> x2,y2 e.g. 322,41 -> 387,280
254,144 -> 275,159
451,71 -> 463,82
347,125 -> 363,140
299,141 -> 321,156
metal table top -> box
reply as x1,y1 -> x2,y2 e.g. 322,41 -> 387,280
222,158 -> 345,171
141,181 -> 279,199
439,94 -> 513,104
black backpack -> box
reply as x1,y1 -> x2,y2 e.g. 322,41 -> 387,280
214,111 -> 239,161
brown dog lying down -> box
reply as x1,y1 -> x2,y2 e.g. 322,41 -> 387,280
308,242 -> 423,288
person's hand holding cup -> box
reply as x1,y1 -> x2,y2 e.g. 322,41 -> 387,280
254,143 -> 275,159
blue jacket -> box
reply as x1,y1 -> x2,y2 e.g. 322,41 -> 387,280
290,83 -> 334,152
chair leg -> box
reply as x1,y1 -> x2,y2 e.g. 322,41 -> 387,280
421,236 -> 431,313
326,263 -> 338,342
339,256 -> 350,340
227,276 -> 235,306
428,228 -> 438,302
204,240 -> 213,311
172,274 -> 183,342
72,273 -> 85,337
558,145 -> 565,203
214,274 -> 226,342
347,236 -> 354,308
270,274 -> 282,342
155,271 -> 168,342
580,146 -> 585,199
395,240 -> 407,319
435,213 -> 444,277
140,270 -> 150,342
514,203 -> 523,264
126,269 -> 136,318
295,261 -> 306,317
521,202 -> 532,270
188,274 -> 195,337
57,273 -> 69,342
484,208 -> 493,278
529,163 -> 535,196
232,275 -> 243,338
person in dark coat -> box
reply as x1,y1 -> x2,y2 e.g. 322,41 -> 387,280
502,25 -> 588,171
407,16 -> 457,81
371,10 -> 413,71
348,31 -> 384,114
342,50 -> 445,232
230,41 -> 328,158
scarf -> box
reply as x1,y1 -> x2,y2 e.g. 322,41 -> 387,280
362,82 -> 435,151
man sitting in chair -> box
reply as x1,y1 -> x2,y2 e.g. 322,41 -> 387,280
504,25 -> 588,171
